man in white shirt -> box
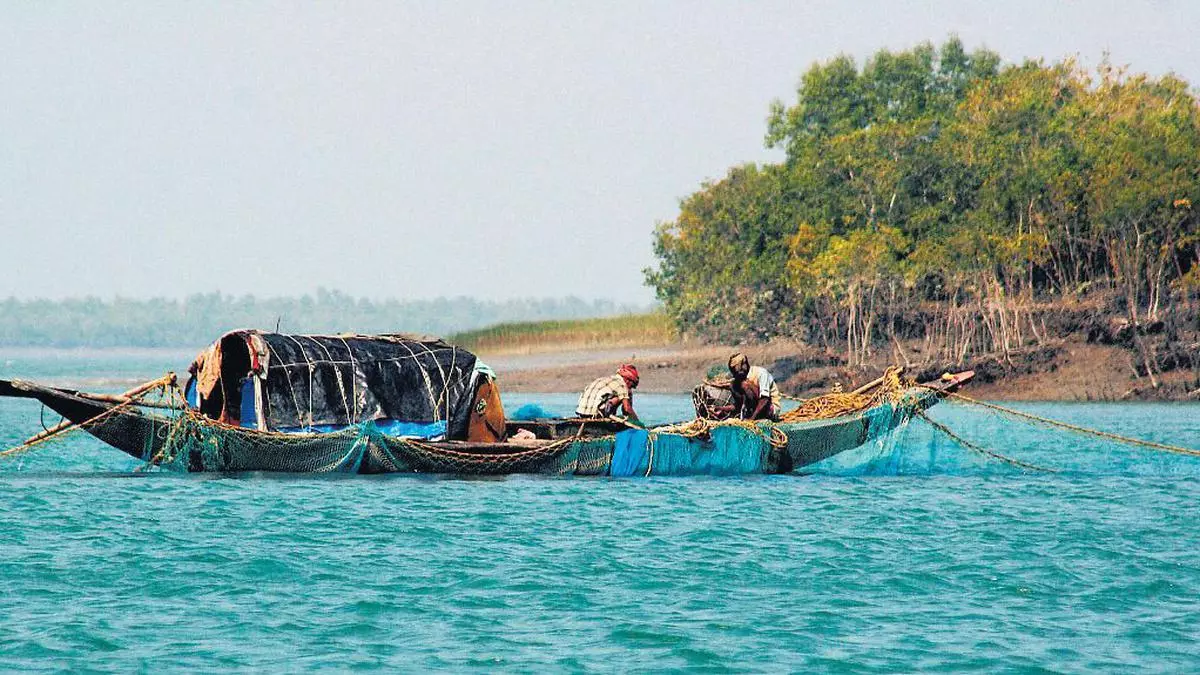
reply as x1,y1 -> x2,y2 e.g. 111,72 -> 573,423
727,353 -> 780,421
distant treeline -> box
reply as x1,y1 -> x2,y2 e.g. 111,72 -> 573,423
0,290 -> 649,348
647,38 -> 1199,382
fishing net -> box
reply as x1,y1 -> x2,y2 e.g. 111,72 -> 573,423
128,407 -> 622,475
691,383 -> 735,420
646,425 -> 774,476
146,414 -> 372,473
99,406 -> 786,476
1,366 -> 940,477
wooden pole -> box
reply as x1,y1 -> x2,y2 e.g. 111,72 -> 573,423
75,392 -> 176,409
851,366 -> 905,396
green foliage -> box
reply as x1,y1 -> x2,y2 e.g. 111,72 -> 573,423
648,38 -> 1200,365
449,313 -> 675,353
646,164 -> 799,342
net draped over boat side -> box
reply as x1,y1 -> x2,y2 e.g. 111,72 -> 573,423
142,414 -> 373,473
126,388 -> 932,475
604,426 -> 774,476
3,366 -> 937,475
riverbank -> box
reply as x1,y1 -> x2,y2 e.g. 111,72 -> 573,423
483,338 -> 1200,402
2,336 -> 1194,402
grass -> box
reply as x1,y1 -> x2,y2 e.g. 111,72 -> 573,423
449,313 -> 678,354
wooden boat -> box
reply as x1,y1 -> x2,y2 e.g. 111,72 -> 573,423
0,330 -> 973,476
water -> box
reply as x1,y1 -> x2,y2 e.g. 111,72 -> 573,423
2,352 -> 1200,671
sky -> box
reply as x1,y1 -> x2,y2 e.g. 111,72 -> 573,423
1,1 -> 1196,304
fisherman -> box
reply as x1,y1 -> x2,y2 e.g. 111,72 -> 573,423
576,364 -> 641,425
727,352 -> 780,421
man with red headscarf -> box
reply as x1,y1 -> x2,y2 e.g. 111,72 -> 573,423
576,364 -> 641,425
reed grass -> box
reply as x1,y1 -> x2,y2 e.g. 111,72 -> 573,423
449,313 -> 677,354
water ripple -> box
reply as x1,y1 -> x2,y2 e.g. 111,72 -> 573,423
3,385 -> 1200,669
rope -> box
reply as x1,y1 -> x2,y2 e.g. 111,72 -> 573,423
263,339 -> 306,425
0,374 -> 176,460
137,378 -> 195,470
305,335 -> 352,425
777,367 -> 908,423
337,336 -> 360,423
652,417 -> 789,448
39,404 -> 55,434
391,403 -> 592,472
283,334 -> 317,426
390,435 -> 578,473
392,339 -> 443,420
937,390 -> 1200,458
645,435 -> 655,477
915,410 -> 1056,473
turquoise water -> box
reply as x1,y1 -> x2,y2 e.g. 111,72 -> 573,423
2,352 -> 1200,671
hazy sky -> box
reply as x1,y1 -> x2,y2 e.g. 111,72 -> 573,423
1,1 -> 1196,304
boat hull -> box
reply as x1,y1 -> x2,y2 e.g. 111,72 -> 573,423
1,374 -> 968,476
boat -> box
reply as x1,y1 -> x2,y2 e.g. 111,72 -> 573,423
0,330 -> 973,476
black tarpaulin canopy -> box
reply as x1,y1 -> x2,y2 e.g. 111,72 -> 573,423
186,330 -> 479,438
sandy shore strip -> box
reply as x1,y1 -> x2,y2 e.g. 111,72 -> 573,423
481,342 -> 806,395
483,340 -> 1199,401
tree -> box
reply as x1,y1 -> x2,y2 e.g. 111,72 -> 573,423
648,38 -> 1200,382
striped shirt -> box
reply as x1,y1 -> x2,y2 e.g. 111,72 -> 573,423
576,374 -> 631,417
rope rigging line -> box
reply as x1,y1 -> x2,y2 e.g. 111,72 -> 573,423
0,374 -> 178,460
283,334 -> 318,426
337,335 -> 361,424
393,339 -> 443,421
915,410 -> 1056,473
305,335 -> 352,426
936,390 -> 1200,458
263,339 -> 306,426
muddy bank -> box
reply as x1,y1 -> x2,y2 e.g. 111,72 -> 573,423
485,343 -> 794,395
485,339 -> 1200,401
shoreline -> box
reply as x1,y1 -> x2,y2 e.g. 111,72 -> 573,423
2,343 -> 1196,402
483,341 -> 1200,402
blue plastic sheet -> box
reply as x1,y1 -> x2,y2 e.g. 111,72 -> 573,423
610,426 -> 771,477
239,378 -> 258,429
611,429 -> 650,477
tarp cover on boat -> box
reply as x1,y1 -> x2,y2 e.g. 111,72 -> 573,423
186,330 -> 479,439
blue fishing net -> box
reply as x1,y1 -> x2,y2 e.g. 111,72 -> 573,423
510,404 -> 552,421
608,426 -> 772,477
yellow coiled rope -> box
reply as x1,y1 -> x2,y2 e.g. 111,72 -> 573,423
652,417 -> 790,449
778,366 -> 907,423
